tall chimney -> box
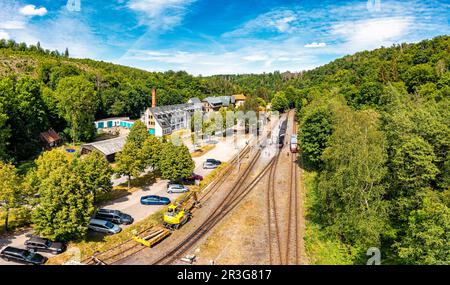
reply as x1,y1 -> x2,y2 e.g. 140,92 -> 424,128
152,88 -> 157,108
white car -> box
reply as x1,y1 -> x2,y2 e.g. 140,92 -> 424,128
167,184 -> 189,194
88,219 -> 122,235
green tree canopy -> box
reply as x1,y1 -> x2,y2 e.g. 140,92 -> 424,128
317,107 -> 388,252
300,107 -> 332,170
158,143 -> 195,181
0,102 -> 9,161
271,91 -> 289,113
391,135 -> 440,190
76,151 -> 113,203
32,149 -> 94,241
127,120 -> 149,148
0,162 -> 23,232
396,198 -> 450,264
115,141 -> 145,188
141,135 -> 162,170
55,76 -> 99,143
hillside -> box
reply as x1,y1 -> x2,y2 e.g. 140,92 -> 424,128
291,35 -> 449,264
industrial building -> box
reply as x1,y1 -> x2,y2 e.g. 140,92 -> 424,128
80,136 -> 127,162
140,89 -> 202,137
141,103 -> 202,137
94,117 -> 135,130
202,96 -> 232,112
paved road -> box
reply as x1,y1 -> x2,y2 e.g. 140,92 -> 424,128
0,134 -> 247,265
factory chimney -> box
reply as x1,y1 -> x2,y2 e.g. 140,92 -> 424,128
152,88 -> 157,108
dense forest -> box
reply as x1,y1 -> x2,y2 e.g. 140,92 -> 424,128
293,35 -> 449,264
0,35 -> 449,264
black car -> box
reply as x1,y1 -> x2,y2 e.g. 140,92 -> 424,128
25,237 -> 66,254
0,246 -> 48,265
206,159 -> 221,165
95,208 -> 134,225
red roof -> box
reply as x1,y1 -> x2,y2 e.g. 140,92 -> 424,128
40,128 -> 61,144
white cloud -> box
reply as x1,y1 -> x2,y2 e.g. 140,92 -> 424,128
127,0 -> 196,30
223,9 -> 300,37
304,42 -> 327,48
0,30 -> 10,40
242,54 -> 269,62
0,21 -> 26,30
120,36 -> 323,75
330,17 -> 413,51
5,7 -> 105,59
19,5 -> 47,17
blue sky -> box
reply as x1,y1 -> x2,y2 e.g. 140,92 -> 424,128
0,0 -> 449,75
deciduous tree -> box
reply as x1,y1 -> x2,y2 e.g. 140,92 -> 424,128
76,151 -> 113,203
0,162 -> 22,232
115,141 -> 145,188
158,143 -> 194,181
55,76 -> 98,144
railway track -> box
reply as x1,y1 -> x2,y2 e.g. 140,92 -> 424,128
267,150 -> 282,265
266,110 -> 300,265
153,146 -> 261,264
286,112 -> 299,265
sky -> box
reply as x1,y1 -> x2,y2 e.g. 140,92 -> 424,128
0,0 -> 449,75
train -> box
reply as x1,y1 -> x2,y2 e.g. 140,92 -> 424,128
278,120 -> 288,148
290,134 -> 298,153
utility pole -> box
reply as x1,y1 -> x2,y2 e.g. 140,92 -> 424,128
235,135 -> 240,171
237,147 -> 240,171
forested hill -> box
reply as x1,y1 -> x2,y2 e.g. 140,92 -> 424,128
292,35 -> 449,264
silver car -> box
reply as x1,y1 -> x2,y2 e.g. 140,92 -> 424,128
203,161 -> 218,169
167,184 -> 189,194
88,219 -> 122,235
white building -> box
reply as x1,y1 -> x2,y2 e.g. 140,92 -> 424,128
140,103 -> 202,137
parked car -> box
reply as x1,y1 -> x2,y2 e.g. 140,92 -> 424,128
88,219 -> 122,235
0,246 -> 48,265
187,173 -> 204,181
203,161 -> 218,169
167,184 -> 189,194
206,159 -> 222,165
95,209 -> 134,225
140,195 -> 171,205
24,237 -> 66,254
169,173 -> 204,186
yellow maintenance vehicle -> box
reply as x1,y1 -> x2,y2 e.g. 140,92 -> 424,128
163,191 -> 199,230
163,204 -> 192,230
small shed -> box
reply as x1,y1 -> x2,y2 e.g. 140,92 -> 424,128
40,128 -> 62,149
80,136 -> 127,162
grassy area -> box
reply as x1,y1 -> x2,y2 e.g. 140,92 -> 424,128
303,170 -> 357,265
191,144 -> 216,158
